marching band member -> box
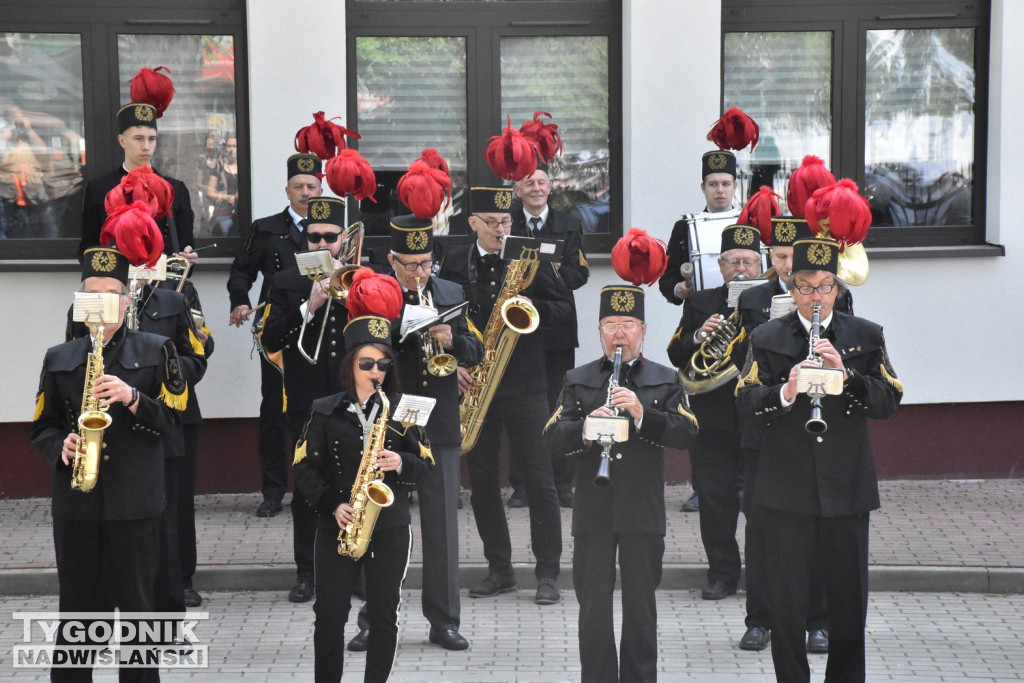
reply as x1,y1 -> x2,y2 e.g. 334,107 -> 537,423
544,229 -> 697,683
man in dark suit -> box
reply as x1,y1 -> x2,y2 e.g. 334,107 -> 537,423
439,185 -> 571,606
79,102 -> 197,266
227,153 -> 323,519
32,246 -> 187,682
261,196 -> 348,603
736,236 -> 902,682
544,282 -> 698,683
510,168 -> 590,508
667,224 -> 763,602
347,214 -> 484,652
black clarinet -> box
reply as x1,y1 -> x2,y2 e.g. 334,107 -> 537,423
594,347 -> 622,487
805,302 -> 828,434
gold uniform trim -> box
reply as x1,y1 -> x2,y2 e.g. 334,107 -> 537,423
188,329 -> 206,356
34,393 -> 44,422
419,442 -> 435,465
880,362 -> 904,395
159,382 -> 189,411
293,440 -> 308,465
543,404 -> 563,435
677,403 -> 699,430
735,360 -> 761,396
465,316 -> 484,343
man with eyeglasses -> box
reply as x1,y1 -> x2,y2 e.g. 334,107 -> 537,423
344,214 -> 483,652
544,279 -> 697,683
261,196 -> 348,604
736,236 -> 901,682
439,186 -> 572,606
667,224 -> 764,604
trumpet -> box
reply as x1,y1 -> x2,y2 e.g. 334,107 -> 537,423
415,276 -> 458,378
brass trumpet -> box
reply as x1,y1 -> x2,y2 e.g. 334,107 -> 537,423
415,276 -> 458,378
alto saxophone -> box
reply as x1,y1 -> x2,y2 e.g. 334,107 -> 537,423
72,328 -> 112,492
459,243 -> 541,453
337,380 -> 396,559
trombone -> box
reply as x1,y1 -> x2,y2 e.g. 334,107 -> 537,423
415,276 -> 458,377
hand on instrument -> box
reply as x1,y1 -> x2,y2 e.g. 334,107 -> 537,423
674,280 -> 694,300
813,338 -> 847,376
308,278 -> 331,313
61,433 -> 80,466
334,502 -> 356,529
696,314 -> 723,342
93,374 -> 133,407
609,386 -> 643,420
230,304 -> 252,327
456,367 -> 473,394
428,323 -> 453,349
178,246 -> 199,265
375,449 -> 401,472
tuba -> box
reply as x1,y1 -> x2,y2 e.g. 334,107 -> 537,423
337,380 -> 396,559
678,275 -> 751,395
459,241 -> 541,453
72,327 -> 112,492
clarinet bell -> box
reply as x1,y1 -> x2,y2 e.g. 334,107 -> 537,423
805,406 -> 828,434
593,455 -> 612,488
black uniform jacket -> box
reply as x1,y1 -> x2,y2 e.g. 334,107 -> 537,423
511,208 -> 590,350
735,311 -> 903,517
543,356 -> 698,537
228,208 -> 304,310
392,276 -> 484,446
261,265 -> 348,416
294,391 -> 433,533
32,327 -> 186,521
79,166 -> 194,261
67,285 -> 208,427
666,283 -> 748,432
438,241 -> 574,398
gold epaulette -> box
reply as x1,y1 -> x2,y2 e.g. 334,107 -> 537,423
465,316 -> 483,343
33,393 -> 44,421
881,363 -> 904,395
293,440 -> 307,465
419,442 -> 435,465
735,361 -> 761,396
543,404 -> 563,435
188,329 -> 206,356
677,403 -> 699,430
159,383 -> 189,411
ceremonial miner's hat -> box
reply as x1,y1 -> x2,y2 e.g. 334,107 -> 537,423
117,103 -> 158,133
720,224 -> 761,254
343,315 -> 393,350
701,149 -> 737,179
599,285 -> 645,321
287,153 -> 323,180
469,186 -> 514,214
600,228 -> 669,322
792,237 -> 840,275
389,214 -> 434,256
769,217 -> 812,247
343,267 -> 403,349
82,247 -> 130,285
306,197 -> 346,228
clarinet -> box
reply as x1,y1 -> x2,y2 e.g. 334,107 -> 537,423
594,346 -> 622,487
804,302 -> 828,434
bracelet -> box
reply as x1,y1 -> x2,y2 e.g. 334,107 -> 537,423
123,387 -> 139,408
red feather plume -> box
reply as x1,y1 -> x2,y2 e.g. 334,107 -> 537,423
104,165 -> 173,219
804,179 -> 872,251
788,156 -> 836,218
345,267 -> 404,321
397,160 -> 452,219
707,107 -> 759,152
611,228 -> 668,286
294,111 -> 361,161
324,149 -> 378,202
129,67 -> 175,118
417,148 -> 449,176
519,111 -> 563,164
485,115 -> 539,181
739,186 -> 782,245
99,202 -> 164,267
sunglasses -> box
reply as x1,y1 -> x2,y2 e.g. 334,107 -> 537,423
307,231 -> 342,244
357,357 -> 394,372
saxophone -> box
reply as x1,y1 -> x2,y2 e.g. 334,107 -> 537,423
337,380 -> 396,559
459,244 -> 541,453
71,328 -> 113,492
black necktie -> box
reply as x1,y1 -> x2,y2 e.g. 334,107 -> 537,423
528,216 -> 541,237
290,219 -> 307,247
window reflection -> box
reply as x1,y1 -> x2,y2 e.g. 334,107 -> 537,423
117,34 -> 237,237
864,28 -> 974,227
0,33 -> 85,240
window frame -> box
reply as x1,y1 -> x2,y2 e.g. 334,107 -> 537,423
723,0 -> 990,250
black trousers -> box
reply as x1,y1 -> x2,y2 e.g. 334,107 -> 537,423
416,441 -> 461,629
178,423 -> 199,588
259,353 -> 288,503
287,414 -> 318,581
155,456 -> 184,614
742,448 -> 827,631
690,430 -> 742,587
763,508 -> 870,683
51,516 -> 162,683
574,532 -> 663,683
313,524 -> 411,683
466,390 -> 562,580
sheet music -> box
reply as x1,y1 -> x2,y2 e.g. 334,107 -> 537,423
399,302 -> 469,343
393,394 -> 436,427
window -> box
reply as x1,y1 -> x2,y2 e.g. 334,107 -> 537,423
347,1 -> 621,252
0,2 -> 246,261
723,1 -> 989,249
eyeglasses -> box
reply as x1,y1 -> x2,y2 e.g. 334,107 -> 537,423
307,231 -> 341,244
721,257 -> 760,268
792,282 -> 838,296
472,214 -> 513,229
600,321 -> 641,334
392,254 -> 435,273
357,357 -> 394,372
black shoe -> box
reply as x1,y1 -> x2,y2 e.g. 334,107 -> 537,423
535,579 -> 560,605
256,499 -> 283,517
347,629 -> 369,652
428,626 -> 469,651
681,492 -> 699,512
739,626 -> 770,651
508,489 -> 528,508
557,488 -> 574,508
183,588 -> 202,608
701,580 -> 736,600
468,573 -> 517,598
806,627 -> 829,654
288,577 -> 313,603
